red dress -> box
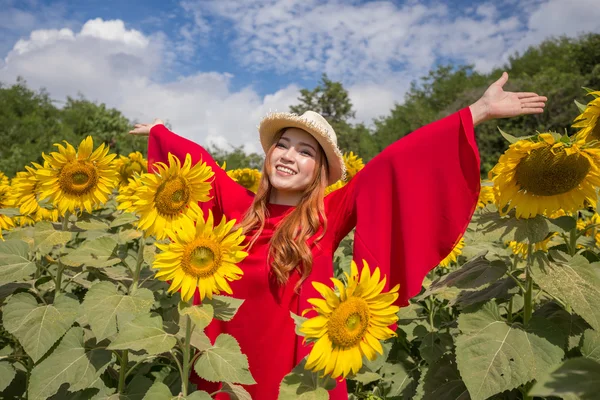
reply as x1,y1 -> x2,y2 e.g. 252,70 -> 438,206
147,107 -> 480,399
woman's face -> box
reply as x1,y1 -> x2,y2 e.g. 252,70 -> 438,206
268,128 -> 321,193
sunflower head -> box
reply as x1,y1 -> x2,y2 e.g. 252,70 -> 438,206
0,184 -> 15,239
9,163 -> 59,226
0,171 -> 8,186
506,233 -> 557,258
152,209 -> 247,302
131,152 -> 214,239
343,152 -> 364,181
325,180 -> 345,195
573,90 -> 600,143
489,132 -> 600,219
114,151 -> 148,186
37,136 -> 118,215
477,180 -> 495,209
300,260 -> 399,379
439,237 -> 465,268
226,168 -> 262,193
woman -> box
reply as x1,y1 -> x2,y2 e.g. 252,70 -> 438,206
130,72 -> 546,399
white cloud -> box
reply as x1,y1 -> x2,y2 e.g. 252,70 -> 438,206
0,18 -> 300,153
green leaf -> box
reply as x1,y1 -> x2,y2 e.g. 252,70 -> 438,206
531,254 -> 600,330
582,329 -> 600,362
0,239 -> 35,284
455,302 -> 564,400
575,99 -> 588,113
0,207 -> 20,216
186,391 -> 212,400
418,354 -> 469,400
62,236 -> 119,267
380,362 -> 413,398
220,383 -> 252,400
278,358 -> 335,399
194,333 -> 255,385
452,277 -> 518,307
419,332 -> 453,365
0,362 -> 16,392
290,311 -> 308,336
202,295 -> 244,321
28,327 -> 112,400
548,215 -> 577,233
75,219 -> 109,231
110,212 -> 138,228
535,301 -> 590,350
82,281 -> 154,341
497,127 -> 519,144
108,313 -> 176,355
529,357 -> 600,400
122,374 -> 153,400
351,371 -> 381,384
179,302 -> 214,330
188,328 -> 212,352
3,292 -> 80,362
33,221 -> 73,254
423,256 -> 507,296
142,381 -> 172,399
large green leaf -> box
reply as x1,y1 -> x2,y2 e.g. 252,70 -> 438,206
28,327 -> 111,400
418,354 -> 469,400
379,362 -> 413,398
33,222 -> 73,254
62,236 -> 120,268
82,281 -> 154,340
452,277 -> 517,307
0,361 -> 16,392
194,333 -> 255,384
455,302 -> 564,400
0,240 -> 35,284
3,292 -> 80,362
142,381 -> 172,399
535,301 -> 590,350
220,383 -> 251,400
179,302 -> 214,330
108,313 -> 176,355
110,212 -> 138,228
202,295 -> 244,321
582,329 -> 600,362
419,332 -> 453,365
531,254 -> 600,330
529,357 -> 600,400
278,358 -> 335,400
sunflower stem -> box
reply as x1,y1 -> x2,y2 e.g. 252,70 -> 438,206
117,350 -> 129,394
524,243 -> 534,325
181,313 -> 192,396
130,236 -> 146,294
54,211 -> 71,301
569,226 -> 578,256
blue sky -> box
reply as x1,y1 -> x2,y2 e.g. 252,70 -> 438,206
0,0 -> 599,152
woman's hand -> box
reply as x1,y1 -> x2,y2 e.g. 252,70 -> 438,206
129,118 -> 165,136
469,72 -> 547,127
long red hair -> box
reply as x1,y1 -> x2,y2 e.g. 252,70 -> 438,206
235,130 -> 329,290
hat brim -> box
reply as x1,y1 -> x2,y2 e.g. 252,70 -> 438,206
258,113 -> 345,185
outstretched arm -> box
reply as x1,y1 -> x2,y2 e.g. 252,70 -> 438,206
469,72 -> 547,126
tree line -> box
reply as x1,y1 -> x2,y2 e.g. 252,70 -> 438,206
1,33 -> 598,177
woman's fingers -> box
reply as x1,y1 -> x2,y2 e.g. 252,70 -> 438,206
521,107 -> 545,114
516,92 -> 547,100
521,102 -> 546,108
521,95 -> 547,103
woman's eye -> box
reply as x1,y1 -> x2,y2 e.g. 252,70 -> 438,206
301,150 -> 314,157
276,143 -> 286,148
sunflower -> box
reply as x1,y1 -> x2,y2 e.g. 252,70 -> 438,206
226,168 -> 261,193
578,212 -> 600,236
506,233 -> 558,257
325,180 -> 346,196
0,184 -> 15,240
573,91 -> 600,143
116,172 -> 144,213
343,152 -> 364,181
131,153 -> 214,240
300,260 -> 399,379
477,180 -> 495,209
153,209 -> 247,302
9,163 -> 59,226
0,171 -> 8,186
439,237 -> 465,268
489,133 -> 600,219
36,136 -> 118,215
114,151 -> 148,186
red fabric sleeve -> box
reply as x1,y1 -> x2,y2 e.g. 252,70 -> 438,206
147,124 -> 254,220
324,107 -> 480,306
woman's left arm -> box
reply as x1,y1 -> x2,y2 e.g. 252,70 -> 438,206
324,72 -> 546,306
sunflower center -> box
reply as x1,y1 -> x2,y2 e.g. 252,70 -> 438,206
58,161 -> 99,196
181,238 -> 222,278
514,146 -> 591,196
121,161 -> 144,181
327,296 -> 370,348
155,177 -> 191,215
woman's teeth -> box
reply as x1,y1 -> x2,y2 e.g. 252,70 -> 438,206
276,166 -> 296,175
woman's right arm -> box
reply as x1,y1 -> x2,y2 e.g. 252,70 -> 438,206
131,121 -> 254,220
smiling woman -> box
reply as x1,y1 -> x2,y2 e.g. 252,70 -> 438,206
130,71 -> 547,399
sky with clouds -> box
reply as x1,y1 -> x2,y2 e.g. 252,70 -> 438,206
1,0 -> 599,153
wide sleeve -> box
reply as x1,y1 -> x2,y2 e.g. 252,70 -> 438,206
324,107 -> 480,306
147,124 -> 254,220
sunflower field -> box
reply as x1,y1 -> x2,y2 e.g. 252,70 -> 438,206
1,89 -> 600,400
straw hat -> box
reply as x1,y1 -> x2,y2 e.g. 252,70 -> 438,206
258,110 -> 345,185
